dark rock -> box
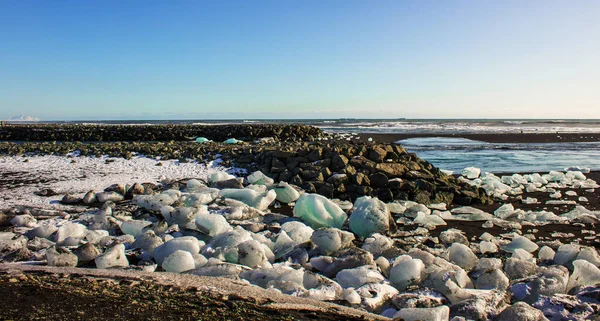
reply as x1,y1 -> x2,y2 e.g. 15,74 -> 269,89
301,182 -> 316,194
215,178 -> 244,189
368,172 -> 389,188
60,194 -> 81,205
368,147 -> 387,162
305,148 -> 322,162
375,163 -> 408,177
376,188 -> 394,202
453,196 -> 472,206
330,153 -> 349,171
352,173 -> 370,186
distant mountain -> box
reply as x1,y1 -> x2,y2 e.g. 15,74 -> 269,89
8,114 -> 40,122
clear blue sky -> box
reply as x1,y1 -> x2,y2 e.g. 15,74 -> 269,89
1,0 -> 598,120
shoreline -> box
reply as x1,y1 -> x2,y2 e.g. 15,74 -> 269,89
353,132 -> 600,143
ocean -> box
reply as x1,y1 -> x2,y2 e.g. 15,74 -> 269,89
30,119 -> 600,173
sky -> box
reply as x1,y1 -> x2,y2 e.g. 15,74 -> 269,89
0,0 -> 599,120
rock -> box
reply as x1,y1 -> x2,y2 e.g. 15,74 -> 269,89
95,244 -> 129,269
511,265 -> 569,304
331,153 -> 349,171
60,194 -> 81,204
368,172 -> 389,188
349,196 -> 391,238
368,147 -> 387,162
46,247 -> 78,267
310,247 -> 374,278
375,163 -> 408,177
293,193 -> 347,229
73,243 -> 101,265
162,250 -> 196,273
393,305 -> 450,321
82,191 -> 97,204
495,302 -> 549,321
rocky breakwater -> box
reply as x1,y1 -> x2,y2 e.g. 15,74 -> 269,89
249,142 -> 491,206
0,123 -> 324,142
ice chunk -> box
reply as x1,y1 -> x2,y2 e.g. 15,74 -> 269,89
247,171 -> 274,185
154,236 -> 201,265
512,248 -> 534,261
311,228 -> 355,255
404,204 -> 431,218
195,137 -> 210,143
414,212 -> 446,226
133,193 -> 177,211
389,256 -> 425,291
576,247 -> 600,266
224,138 -> 242,144
46,247 -> 78,267
480,241 -> 498,254
281,221 -> 314,244
162,250 -> 195,273
195,206 -> 231,236
120,220 -> 152,237
538,246 -> 555,262
554,244 -> 580,266
475,269 -> 509,291
201,228 -> 252,262
96,191 -> 124,203
336,266 -> 384,289
462,167 -> 481,179
181,188 -> 219,206
55,223 -> 87,246
219,188 -> 276,211
349,196 -> 390,238
439,229 -> 469,246
26,225 -> 58,240
293,193 -> 348,229
208,172 -> 236,185
567,260 -> 600,292
131,230 -> 163,255
95,244 -> 129,269
494,203 -> 515,220
237,239 -> 271,268
503,236 -> 539,253
361,233 -> 393,256
447,243 -> 478,271
10,214 -> 37,228
273,182 -> 301,204
393,305 -> 449,321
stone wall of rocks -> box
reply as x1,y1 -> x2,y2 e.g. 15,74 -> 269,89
242,142 -> 491,206
0,124 -> 324,142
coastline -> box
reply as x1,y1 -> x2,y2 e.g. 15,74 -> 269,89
354,132 -> 600,144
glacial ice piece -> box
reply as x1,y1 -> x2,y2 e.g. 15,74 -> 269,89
554,244 -> 580,266
281,221 -> 314,244
273,231 -> 295,259
414,212 -> 446,226
46,247 -> 78,267
576,247 -> 600,266
181,189 -> 220,206
154,236 -> 201,265
511,265 -> 569,303
10,214 -> 37,228
195,137 -> 210,143
219,188 -> 276,211
512,248 -> 534,261
505,258 -> 538,280
439,229 -> 469,246
95,244 -> 129,269
273,182 -> 301,204
195,206 -> 231,236
361,233 -> 393,256
503,236 -> 539,253
349,196 -> 390,238
404,204 -> 431,218
201,227 -> 252,262
447,243 -> 478,271
462,167 -> 481,179
208,172 -> 236,185
133,192 -> 178,211
132,231 -> 163,256
96,191 -> 124,203
25,225 -> 58,240
247,171 -> 274,185
393,306 -> 450,321
293,193 -> 347,229
224,138 -> 242,144
566,260 -> 600,292
389,256 -> 425,291
55,223 -> 87,246
240,263 -> 305,289
237,239 -> 271,268
162,250 -> 195,273
538,246 -> 556,262
475,269 -> 509,290
480,241 -> 498,254
311,228 -> 355,255
120,220 -> 152,237
358,283 -> 400,311
494,203 -> 516,220
335,266 -> 384,289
